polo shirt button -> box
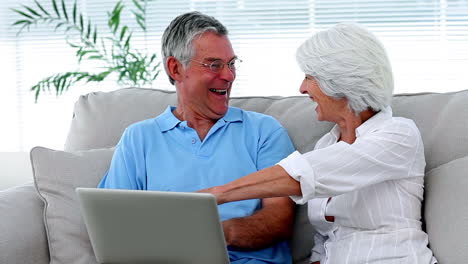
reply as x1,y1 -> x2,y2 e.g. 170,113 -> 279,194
191,138 -> 196,144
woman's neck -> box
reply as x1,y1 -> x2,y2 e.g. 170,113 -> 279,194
337,108 -> 376,144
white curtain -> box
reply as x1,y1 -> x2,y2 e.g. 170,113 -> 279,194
1,0 -> 467,151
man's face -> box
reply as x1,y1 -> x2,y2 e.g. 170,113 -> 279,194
177,31 -> 236,121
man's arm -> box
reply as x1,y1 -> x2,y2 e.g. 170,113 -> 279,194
222,196 -> 295,250
220,118 -> 296,249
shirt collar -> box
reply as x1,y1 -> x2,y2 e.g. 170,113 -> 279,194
356,106 -> 392,137
222,107 -> 243,122
156,106 -> 182,132
329,106 -> 393,140
156,106 -> 243,132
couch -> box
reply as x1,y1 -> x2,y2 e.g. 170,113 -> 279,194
1,87 -> 467,264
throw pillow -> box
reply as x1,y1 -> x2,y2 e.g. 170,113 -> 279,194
424,155 -> 468,264
31,146 -> 114,264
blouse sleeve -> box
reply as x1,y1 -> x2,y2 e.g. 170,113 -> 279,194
278,119 -> 425,204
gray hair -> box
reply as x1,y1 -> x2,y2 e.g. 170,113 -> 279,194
296,23 -> 394,113
161,11 -> 228,85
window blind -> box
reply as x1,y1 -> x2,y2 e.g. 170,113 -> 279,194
1,0 -> 467,151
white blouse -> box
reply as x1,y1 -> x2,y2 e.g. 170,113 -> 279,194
278,107 -> 437,264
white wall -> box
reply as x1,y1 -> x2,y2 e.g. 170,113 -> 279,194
0,152 -> 33,190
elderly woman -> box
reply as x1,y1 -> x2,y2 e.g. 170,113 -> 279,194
201,23 -> 437,264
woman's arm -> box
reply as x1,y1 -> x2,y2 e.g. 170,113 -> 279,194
200,165 -> 301,204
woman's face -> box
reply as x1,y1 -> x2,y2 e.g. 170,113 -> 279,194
299,75 -> 348,122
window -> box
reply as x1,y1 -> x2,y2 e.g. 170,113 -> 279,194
1,0 -> 467,151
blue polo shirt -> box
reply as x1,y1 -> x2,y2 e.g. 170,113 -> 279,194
99,106 -> 295,264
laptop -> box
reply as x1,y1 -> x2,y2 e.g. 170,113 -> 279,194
76,187 -> 230,264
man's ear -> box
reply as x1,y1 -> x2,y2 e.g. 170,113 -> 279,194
166,56 -> 184,82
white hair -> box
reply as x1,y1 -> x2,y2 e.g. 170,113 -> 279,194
161,12 -> 228,85
296,23 -> 394,113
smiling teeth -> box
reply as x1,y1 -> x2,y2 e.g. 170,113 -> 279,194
209,89 -> 227,94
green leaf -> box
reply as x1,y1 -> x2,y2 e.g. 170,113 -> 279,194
76,73 -> 89,82
54,22 -> 65,31
132,0 -> 144,12
58,76 -> 66,95
137,19 -> 146,31
149,54 -> 156,63
128,52 -> 139,60
77,49 -> 97,61
76,47 -> 82,57
101,38 -> 108,56
124,33 -> 132,50
32,84 -> 41,103
79,14 -> 84,31
52,0 -> 60,18
118,70 -> 127,80
86,20 -> 91,39
133,11 -> 144,21
65,25 -> 75,32
132,11 -> 146,31
119,25 -> 128,41
61,0 -> 68,21
12,8 -> 34,19
93,26 -> 97,44
72,1 -> 77,24
12,20 -> 31,26
152,62 -> 161,71
17,24 -> 30,35
152,71 -> 160,81
24,5 -> 41,17
109,1 -> 123,33
67,42 -> 80,48
35,0 -> 50,16
88,55 -> 103,60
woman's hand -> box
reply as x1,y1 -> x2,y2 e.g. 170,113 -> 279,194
197,165 -> 301,204
197,186 -> 226,204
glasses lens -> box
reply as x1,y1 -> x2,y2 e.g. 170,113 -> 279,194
228,59 -> 241,71
206,59 -> 242,73
209,61 -> 224,72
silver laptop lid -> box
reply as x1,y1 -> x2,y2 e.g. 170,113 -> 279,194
76,187 -> 230,264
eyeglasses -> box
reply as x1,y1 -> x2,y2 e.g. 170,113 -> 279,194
191,58 -> 242,73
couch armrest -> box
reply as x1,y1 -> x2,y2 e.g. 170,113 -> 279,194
0,183 -> 49,264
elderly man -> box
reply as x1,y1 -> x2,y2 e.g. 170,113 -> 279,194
98,11 -> 295,264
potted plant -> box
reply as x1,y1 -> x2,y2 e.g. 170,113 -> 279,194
12,0 -> 160,101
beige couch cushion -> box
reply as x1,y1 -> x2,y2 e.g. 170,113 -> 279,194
31,147 -> 114,264
424,155 -> 468,263
391,91 -> 468,171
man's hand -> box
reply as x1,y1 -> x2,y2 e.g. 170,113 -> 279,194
221,196 -> 295,250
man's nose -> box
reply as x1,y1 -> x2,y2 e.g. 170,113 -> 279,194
219,64 -> 235,82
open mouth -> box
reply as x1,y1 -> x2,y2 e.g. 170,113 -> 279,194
209,88 -> 227,95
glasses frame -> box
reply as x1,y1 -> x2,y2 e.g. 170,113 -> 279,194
190,58 -> 242,73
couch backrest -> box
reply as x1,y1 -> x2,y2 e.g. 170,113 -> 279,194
65,87 -> 468,172
64,87 -> 468,263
